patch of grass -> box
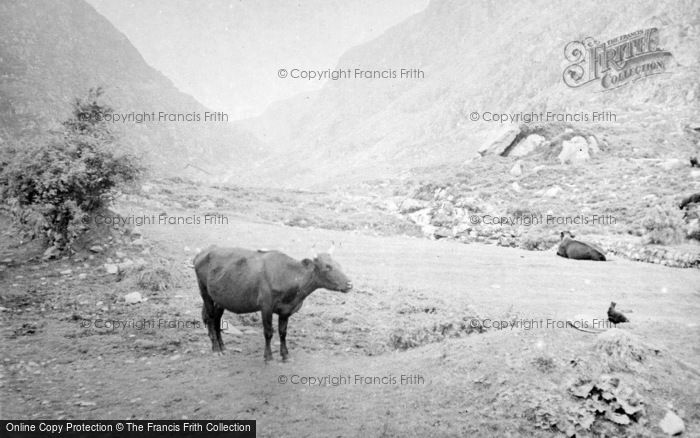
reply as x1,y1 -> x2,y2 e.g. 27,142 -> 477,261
532,356 -> 556,373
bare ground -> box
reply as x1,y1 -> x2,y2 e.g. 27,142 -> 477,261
2,208 -> 700,437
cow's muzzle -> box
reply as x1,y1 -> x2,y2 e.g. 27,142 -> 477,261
341,281 -> 353,293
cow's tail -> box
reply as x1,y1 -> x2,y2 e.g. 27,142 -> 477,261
192,247 -> 208,270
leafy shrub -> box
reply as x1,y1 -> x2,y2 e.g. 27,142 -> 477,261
640,205 -> 685,245
0,88 -> 140,249
520,231 -> 558,251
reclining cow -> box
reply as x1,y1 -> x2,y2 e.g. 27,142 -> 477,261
557,231 -> 606,261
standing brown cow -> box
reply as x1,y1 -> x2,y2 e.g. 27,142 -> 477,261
194,245 -> 352,362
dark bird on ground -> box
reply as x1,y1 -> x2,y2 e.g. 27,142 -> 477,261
691,156 -> 699,168
607,301 -> 629,325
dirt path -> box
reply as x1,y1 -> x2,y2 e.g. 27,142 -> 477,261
3,215 -> 699,436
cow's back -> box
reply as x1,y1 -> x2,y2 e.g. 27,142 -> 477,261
195,246 -> 267,313
559,238 -> 606,261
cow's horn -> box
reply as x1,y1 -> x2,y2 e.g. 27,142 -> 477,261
328,241 -> 336,255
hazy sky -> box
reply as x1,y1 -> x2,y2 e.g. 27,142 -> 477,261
86,0 -> 428,119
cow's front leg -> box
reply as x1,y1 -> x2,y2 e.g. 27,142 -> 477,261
279,314 -> 289,361
262,309 -> 273,362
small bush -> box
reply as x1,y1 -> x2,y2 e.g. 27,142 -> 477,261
0,88 -> 140,249
137,267 -> 174,292
134,257 -> 186,292
520,231 -> 558,251
640,205 -> 685,245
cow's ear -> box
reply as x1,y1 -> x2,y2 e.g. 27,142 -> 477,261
302,258 -> 315,269
560,231 -> 564,239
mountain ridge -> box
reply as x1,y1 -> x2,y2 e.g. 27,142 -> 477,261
0,0 -> 262,181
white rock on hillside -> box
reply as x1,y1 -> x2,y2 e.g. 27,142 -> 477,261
558,136 -> 590,164
104,264 -> 119,275
659,410 -> 684,435
509,134 -> 545,157
124,292 -> 143,304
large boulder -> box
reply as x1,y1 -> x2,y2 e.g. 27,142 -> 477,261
478,126 -> 521,156
509,134 -> 545,157
558,136 -> 590,164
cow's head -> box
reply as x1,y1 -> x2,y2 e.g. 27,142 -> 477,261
560,230 -> 575,240
303,253 -> 352,293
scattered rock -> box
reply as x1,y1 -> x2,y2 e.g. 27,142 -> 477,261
78,273 -> 88,280
59,269 -> 72,276
115,251 -> 126,259
510,161 -> 523,177
134,339 -> 158,349
659,411 -> 684,435
1,258 -> 14,264
42,246 -> 61,261
89,245 -> 103,253
399,198 -> 430,214
104,264 -> 119,275
117,259 -> 135,272
226,326 -> 244,336
131,238 -> 146,247
544,186 -> 562,197
123,292 -> 143,304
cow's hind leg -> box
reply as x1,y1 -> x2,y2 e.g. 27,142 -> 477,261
212,304 -> 225,352
262,309 -> 274,362
199,280 -> 224,354
279,315 -> 289,361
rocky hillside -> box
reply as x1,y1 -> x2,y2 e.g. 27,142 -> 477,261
242,0 -> 700,187
387,121 -> 700,268
0,0 -> 262,180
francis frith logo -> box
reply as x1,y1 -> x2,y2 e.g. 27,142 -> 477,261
563,28 -> 673,90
